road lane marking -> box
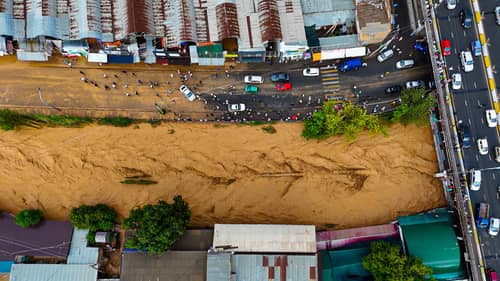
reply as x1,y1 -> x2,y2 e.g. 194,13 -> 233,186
451,31 -> 454,39
323,81 -> 340,85
474,82 -> 477,88
468,118 -> 472,125
322,73 -> 339,78
463,30 -> 466,37
322,77 -> 339,81
476,154 -> 479,161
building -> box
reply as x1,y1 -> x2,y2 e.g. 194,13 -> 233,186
0,212 -> 73,273
207,224 -> 318,281
355,0 -> 392,45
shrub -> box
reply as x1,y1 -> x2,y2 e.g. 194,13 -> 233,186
98,117 -> 133,127
15,209 -> 44,228
70,204 -> 117,231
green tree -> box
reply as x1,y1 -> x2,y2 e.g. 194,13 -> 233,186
302,102 -> 386,141
70,204 -> 117,231
391,88 -> 436,126
0,109 -> 25,130
123,195 -> 191,255
362,241 -> 434,281
15,209 -> 44,228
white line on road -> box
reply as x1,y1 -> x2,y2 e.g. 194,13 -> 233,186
463,30 -> 466,37
465,99 -> 468,107
474,82 -> 477,88
493,174 -> 496,180
323,81 -> 340,85
468,118 -> 472,125
322,73 -> 338,78
476,154 -> 479,161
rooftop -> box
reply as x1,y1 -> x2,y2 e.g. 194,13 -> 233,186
9,264 -> 97,281
66,229 -> 99,265
0,212 -> 73,261
212,224 -> 316,253
356,0 -> 389,29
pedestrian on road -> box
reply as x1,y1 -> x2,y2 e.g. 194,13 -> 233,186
79,70 -> 85,75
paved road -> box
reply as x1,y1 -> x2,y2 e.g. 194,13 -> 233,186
479,0 -> 500,90
435,0 -> 500,274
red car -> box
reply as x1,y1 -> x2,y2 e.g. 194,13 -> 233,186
440,39 -> 451,56
276,82 -> 292,91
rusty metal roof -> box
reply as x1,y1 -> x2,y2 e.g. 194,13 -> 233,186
126,0 -> 153,34
216,2 -> 239,40
257,0 -> 281,42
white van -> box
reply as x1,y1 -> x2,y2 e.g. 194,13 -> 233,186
179,85 -> 196,101
489,218 -> 500,236
470,169 -> 481,191
244,75 -> 264,84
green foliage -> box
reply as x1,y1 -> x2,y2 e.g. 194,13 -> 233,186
97,117 -> 133,127
86,231 -> 96,244
33,114 -> 92,127
302,102 -> 386,141
362,241 -> 434,281
123,195 -> 191,255
120,179 -> 158,185
0,109 -> 27,130
70,204 -> 117,231
261,125 -> 277,134
391,88 -> 436,126
15,209 -> 44,228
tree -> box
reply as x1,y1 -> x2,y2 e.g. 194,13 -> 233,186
15,209 -> 44,228
70,204 -> 117,231
123,195 -> 191,255
362,241 -> 434,281
302,102 -> 386,141
391,88 -> 436,126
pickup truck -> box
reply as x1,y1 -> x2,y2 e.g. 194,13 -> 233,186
477,202 -> 490,229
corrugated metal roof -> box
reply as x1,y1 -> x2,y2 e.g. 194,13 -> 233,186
67,229 -> 99,265
164,0 -> 196,47
9,264 -> 97,281
0,213 -> 72,261
0,13 -> 14,36
206,252 -> 231,281
278,0 -> 306,44
213,224 -> 316,253
318,34 -> 359,48
301,0 -> 355,14
216,2 -> 239,40
257,0 -> 281,41
126,0 -> 154,34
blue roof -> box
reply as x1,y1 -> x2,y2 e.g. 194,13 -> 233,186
9,264 -> 97,281
0,13 -> 14,36
0,261 -> 14,273
67,229 -> 99,265
206,253 -> 231,281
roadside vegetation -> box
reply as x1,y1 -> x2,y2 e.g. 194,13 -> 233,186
362,241 -> 435,281
14,209 -> 44,228
302,102 -> 386,141
70,204 -> 117,242
386,88 -> 436,126
123,195 -> 190,255
0,109 -> 133,130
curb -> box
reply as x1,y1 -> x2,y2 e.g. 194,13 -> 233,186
470,0 -> 500,115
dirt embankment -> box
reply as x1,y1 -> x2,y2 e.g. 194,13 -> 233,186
0,123 -> 445,229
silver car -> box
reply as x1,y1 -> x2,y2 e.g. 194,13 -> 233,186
496,6 -> 500,25
396,59 -> 415,69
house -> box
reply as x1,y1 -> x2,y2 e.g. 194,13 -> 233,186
0,212 -> 73,273
9,264 -> 98,281
355,0 -> 392,45
207,224 -> 318,281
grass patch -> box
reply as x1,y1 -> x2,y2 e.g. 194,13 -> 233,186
261,125 -> 277,134
97,117 -> 133,127
33,114 -> 92,127
120,179 -> 158,185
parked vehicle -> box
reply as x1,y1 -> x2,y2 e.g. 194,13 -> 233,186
303,67 -> 320,77
339,58 -> 362,72
385,85 -> 403,95
396,59 -> 415,69
451,73 -> 462,90
485,109 -> 498,127
441,39 -> 451,56
496,6 -> 500,25
471,40 -> 481,57
460,51 -> 474,72
470,169 -> 482,191
447,0 -> 456,9
487,268 -> 498,281
271,72 -> 289,82
377,49 -> 394,62
460,8 -> 473,29
405,80 -> 424,89
276,82 -> 292,91
414,42 -> 428,53
477,202 -> 490,228
228,103 -> 246,112
179,85 -> 196,101
244,75 -> 263,84
490,218 -> 500,236
477,137 -> 489,155
495,146 -> 500,163
244,85 -> 259,93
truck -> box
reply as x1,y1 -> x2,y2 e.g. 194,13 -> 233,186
477,202 -> 490,228
339,58 -> 362,72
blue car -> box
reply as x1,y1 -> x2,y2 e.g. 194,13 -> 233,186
471,40 -> 481,57
414,42 -> 428,53
339,58 -> 362,72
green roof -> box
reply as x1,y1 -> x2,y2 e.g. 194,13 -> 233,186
320,248 -> 371,281
198,44 -> 223,58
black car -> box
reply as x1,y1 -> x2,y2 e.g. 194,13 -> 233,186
271,72 -> 289,82
385,85 -> 403,95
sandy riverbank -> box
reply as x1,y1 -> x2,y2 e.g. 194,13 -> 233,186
0,122 -> 445,229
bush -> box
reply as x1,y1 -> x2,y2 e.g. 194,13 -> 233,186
15,209 -> 44,228
0,109 -> 26,130
33,114 -> 92,127
70,204 -> 117,231
120,179 -> 158,185
123,195 -> 191,255
391,88 -> 436,126
261,125 -> 277,134
98,117 -> 133,127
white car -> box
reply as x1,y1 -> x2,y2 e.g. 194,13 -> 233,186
485,109 -> 498,127
489,218 -> 500,236
496,6 -> 500,25
447,0 -> 456,9
477,138 -> 489,155
451,73 -> 462,90
179,85 -> 196,101
244,75 -> 263,84
405,80 -> 424,88
460,51 -> 474,72
396,59 -> 415,69
303,67 -> 320,77
228,103 -> 246,112
495,146 -> 500,163
377,49 -> 394,63
470,169 -> 481,191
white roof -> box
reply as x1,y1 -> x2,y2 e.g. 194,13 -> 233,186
213,224 -> 316,253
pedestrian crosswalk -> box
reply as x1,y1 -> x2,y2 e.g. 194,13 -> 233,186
320,66 -> 340,92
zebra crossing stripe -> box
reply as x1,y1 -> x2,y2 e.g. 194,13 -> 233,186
322,77 -> 339,81
323,81 -> 340,85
